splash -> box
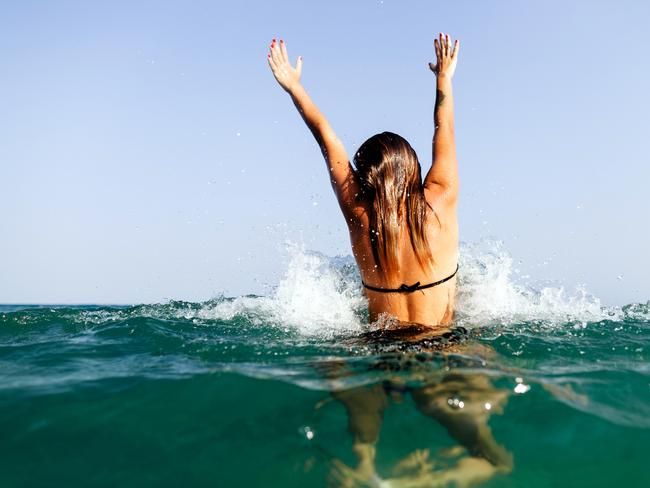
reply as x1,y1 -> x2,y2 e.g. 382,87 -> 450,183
196,244 -> 366,336
59,240 -> 637,334
195,240 -> 616,334
455,240 -> 608,327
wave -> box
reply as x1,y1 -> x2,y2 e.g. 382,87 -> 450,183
4,240 -> 646,337
1,241 -> 648,430
191,240 -> 635,335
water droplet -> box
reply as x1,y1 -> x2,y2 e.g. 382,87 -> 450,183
514,383 -> 531,394
447,397 -> 464,409
301,426 -> 315,440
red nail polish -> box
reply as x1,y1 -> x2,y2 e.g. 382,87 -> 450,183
272,38 -> 276,42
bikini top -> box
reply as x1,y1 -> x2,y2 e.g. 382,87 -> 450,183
361,264 -> 459,293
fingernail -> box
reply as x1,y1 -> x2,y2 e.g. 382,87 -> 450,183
299,56 -> 302,60
267,54 -> 271,58
280,39 -> 284,44
272,38 -> 276,42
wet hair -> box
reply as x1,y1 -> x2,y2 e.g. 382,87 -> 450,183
354,132 -> 434,272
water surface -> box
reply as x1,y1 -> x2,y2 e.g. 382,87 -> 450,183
1,243 -> 648,487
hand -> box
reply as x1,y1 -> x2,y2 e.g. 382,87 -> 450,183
429,33 -> 459,79
267,38 -> 303,93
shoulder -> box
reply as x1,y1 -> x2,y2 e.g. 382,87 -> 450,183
424,183 -> 458,210
424,188 -> 457,231
344,200 -> 370,236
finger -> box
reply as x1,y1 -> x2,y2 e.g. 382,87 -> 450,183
280,39 -> 289,62
267,54 -> 278,71
452,39 -> 459,58
270,39 -> 281,64
445,34 -> 451,56
271,38 -> 282,67
439,33 -> 446,56
434,39 -> 441,60
296,55 -> 303,76
428,62 -> 437,72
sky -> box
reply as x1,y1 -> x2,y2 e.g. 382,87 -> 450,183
1,0 -> 648,305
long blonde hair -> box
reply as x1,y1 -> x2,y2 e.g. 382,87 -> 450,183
354,132 -> 434,272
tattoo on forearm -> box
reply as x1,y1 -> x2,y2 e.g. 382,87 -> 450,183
435,89 -> 446,110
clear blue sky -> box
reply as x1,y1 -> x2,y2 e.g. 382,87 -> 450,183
1,0 -> 648,305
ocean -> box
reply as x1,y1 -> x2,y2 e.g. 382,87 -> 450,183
1,241 -> 649,487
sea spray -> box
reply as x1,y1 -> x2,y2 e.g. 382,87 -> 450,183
455,240 -> 606,327
40,240 -> 642,335
194,240 -> 613,334
195,244 -> 366,336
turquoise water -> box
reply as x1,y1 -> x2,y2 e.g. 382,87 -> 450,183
1,244 -> 649,487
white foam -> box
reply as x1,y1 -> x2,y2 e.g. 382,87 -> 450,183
197,244 -> 366,336
271,244 -> 366,333
455,240 -> 608,327
194,240 -> 615,335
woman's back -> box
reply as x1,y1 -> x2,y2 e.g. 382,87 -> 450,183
350,201 -> 459,326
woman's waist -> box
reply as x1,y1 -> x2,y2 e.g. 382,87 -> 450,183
360,320 -> 469,355
367,296 -> 456,328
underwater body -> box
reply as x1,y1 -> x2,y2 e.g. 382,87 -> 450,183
1,242 -> 649,487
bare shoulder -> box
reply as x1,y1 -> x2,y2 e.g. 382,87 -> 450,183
424,183 -> 458,211
424,186 -> 458,233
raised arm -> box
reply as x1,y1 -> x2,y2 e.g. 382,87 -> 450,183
424,33 -> 460,207
267,39 -> 362,220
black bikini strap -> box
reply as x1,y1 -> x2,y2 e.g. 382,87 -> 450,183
362,264 -> 459,293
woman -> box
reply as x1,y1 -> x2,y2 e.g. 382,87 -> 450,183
267,34 -> 459,328
268,38 -> 514,486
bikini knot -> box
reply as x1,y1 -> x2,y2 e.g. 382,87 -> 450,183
399,281 -> 421,292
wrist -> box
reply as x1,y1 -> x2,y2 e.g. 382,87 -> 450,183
436,74 -> 452,84
436,76 -> 452,92
286,82 -> 304,96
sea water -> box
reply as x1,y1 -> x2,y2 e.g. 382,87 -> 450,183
1,241 -> 649,487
